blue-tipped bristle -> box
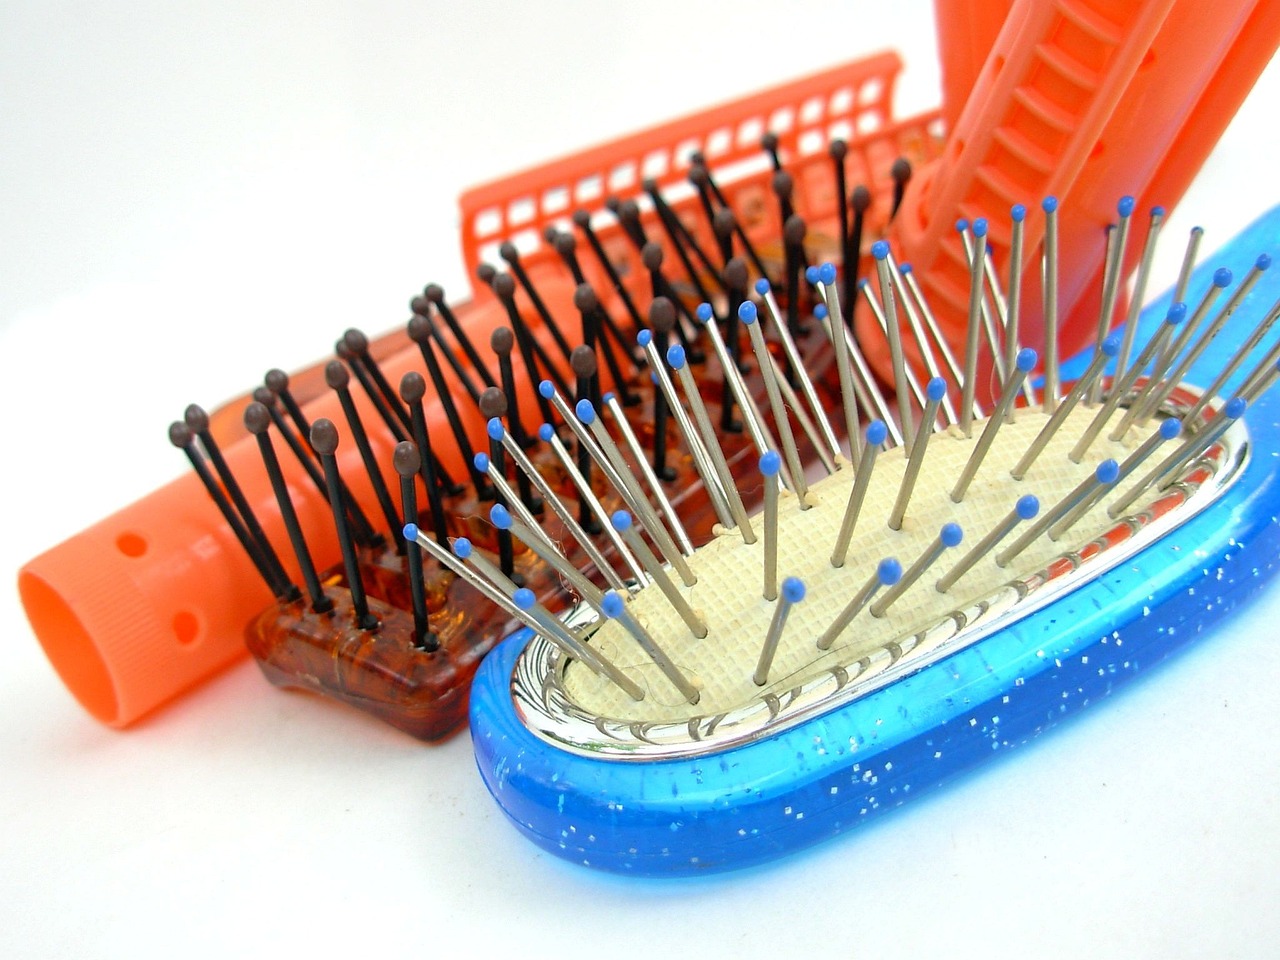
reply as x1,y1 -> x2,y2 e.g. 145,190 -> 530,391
490,503 -> 512,529
877,558 -> 903,586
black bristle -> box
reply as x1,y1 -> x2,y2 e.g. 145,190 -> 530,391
424,283 -> 498,390
169,420 -> 295,602
244,401 -> 332,614
325,360 -> 406,551
310,419 -> 379,632
398,371 -> 451,550
407,313 -> 491,500
183,403 -> 297,596
500,242 -> 575,363
393,441 -> 437,652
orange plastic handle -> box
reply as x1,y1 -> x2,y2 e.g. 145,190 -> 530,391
889,0 -> 1275,381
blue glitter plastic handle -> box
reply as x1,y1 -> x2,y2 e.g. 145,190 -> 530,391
469,206 -> 1280,876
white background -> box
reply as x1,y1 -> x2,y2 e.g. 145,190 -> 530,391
3,2 -> 1280,958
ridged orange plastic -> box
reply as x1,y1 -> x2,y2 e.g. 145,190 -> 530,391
885,0 -> 1277,386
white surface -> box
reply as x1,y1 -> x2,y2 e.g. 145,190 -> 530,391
3,3 -> 1279,958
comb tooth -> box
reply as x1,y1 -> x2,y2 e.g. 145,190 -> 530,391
600,591 -> 698,705
816,558 -> 902,651
169,419 -> 292,601
759,452 -> 781,602
752,576 -> 806,687
538,422 -> 645,583
952,349 -> 1037,503
1041,197 -> 1061,414
998,460 -> 1120,565
665,343 -> 755,540
936,496 -> 1041,594
406,313 -> 490,499
391,442 -> 435,650
499,242 -> 574,364
1088,196 -> 1137,403
1114,206 -> 1167,382
891,378 -> 948,530
610,510 -> 706,638
425,283 -> 498,390
311,419 -> 378,631
1053,418 -> 1182,539
1012,334 -> 1121,481
739,299 -> 809,508
887,255 -> 959,426
872,242 -> 915,449
756,277 -> 843,465
831,421 -> 888,569
492,417 -> 626,593
401,372 -> 452,549
869,523 -> 964,618
325,360 -> 404,547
